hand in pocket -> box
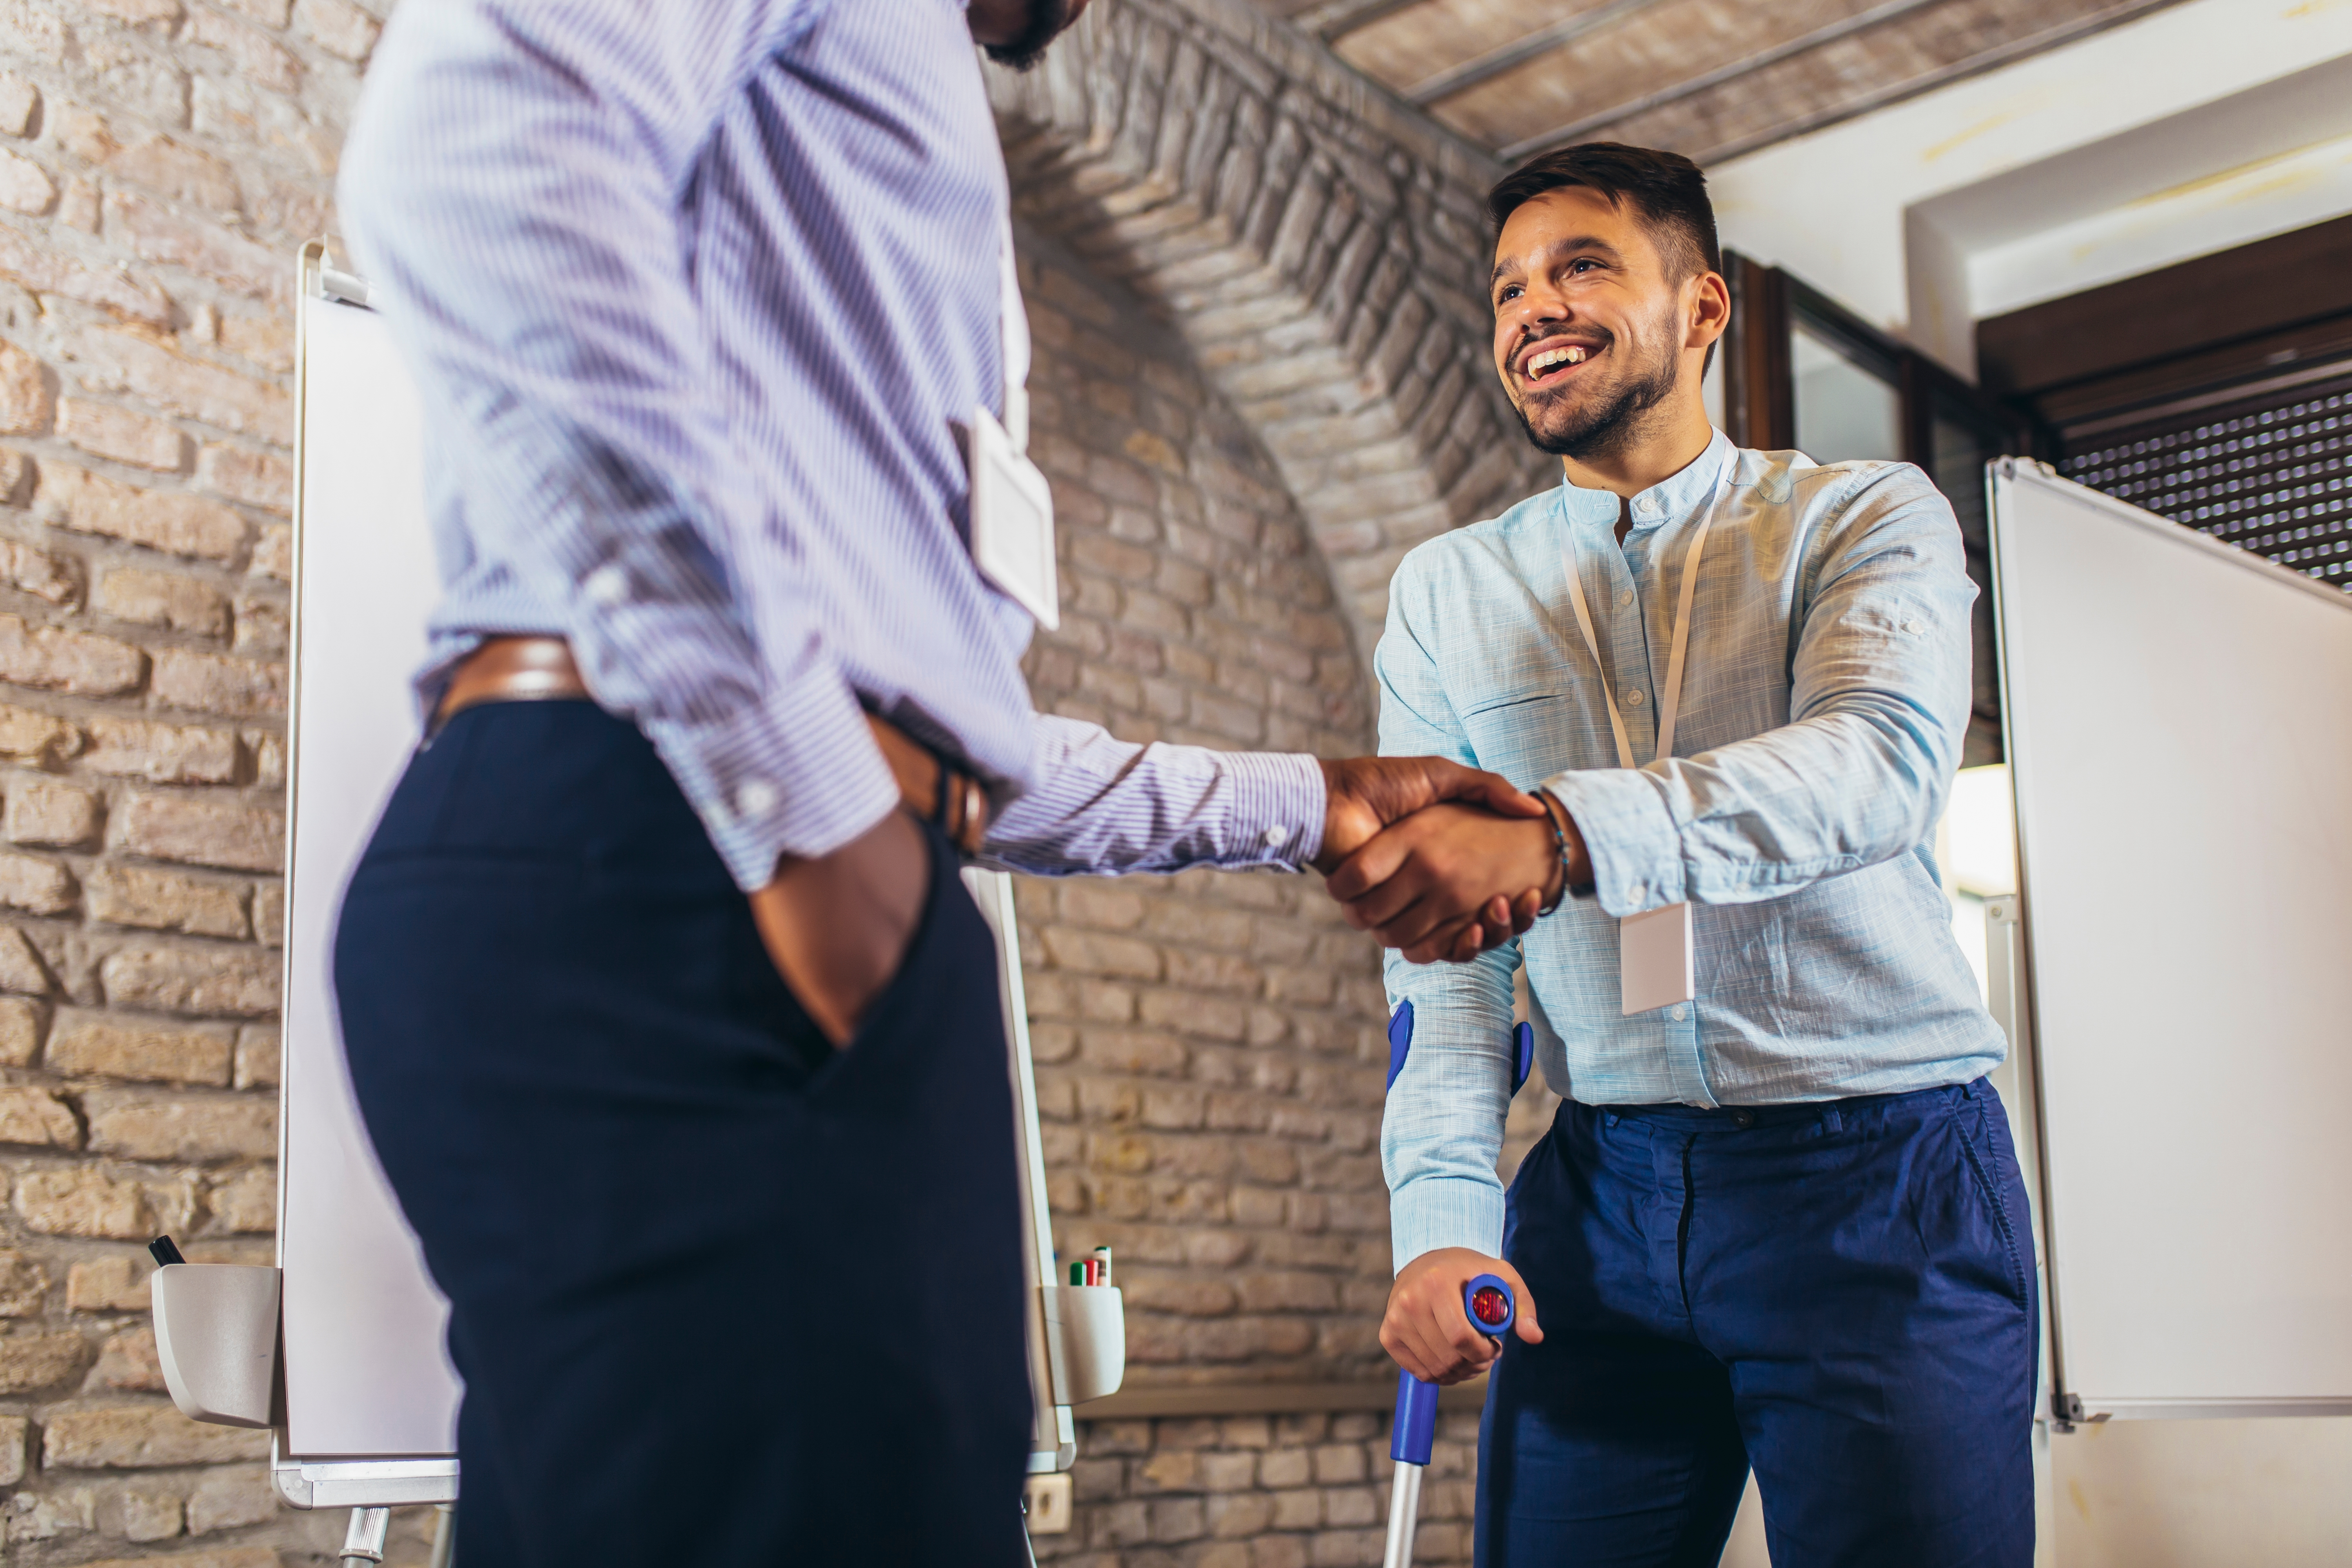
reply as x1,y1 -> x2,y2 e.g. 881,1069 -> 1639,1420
747,808 -> 932,1046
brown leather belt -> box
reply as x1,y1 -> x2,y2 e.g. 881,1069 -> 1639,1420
436,636 -> 991,855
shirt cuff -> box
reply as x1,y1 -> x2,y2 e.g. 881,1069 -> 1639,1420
641,666 -> 900,891
1389,1174 -> 1506,1275
1542,769 -> 1685,918
1227,750 -> 1328,867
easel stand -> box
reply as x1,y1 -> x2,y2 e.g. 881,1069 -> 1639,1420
339,1508 -> 388,1565
332,1505 -> 455,1567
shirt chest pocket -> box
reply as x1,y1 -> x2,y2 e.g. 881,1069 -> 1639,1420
1458,690 -> 1574,788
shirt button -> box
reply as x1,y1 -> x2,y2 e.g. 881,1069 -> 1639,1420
1634,498 -> 1658,518
1902,619 -> 1927,634
1618,589 -> 1635,607
1626,882 -> 1645,902
585,565 -> 629,607
1624,688 -> 1644,706
1670,1006 -> 1686,1022
1731,1109 -> 1755,1130
1262,824 -> 1290,848
735,780 -> 778,819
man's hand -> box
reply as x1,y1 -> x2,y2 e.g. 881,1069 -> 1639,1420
1314,756 -> 1548,869
1316,757 -> 1550,955
1329,797 -> 1589,963
748,809 -> 931,1047
1383,1247 -> 1543,1385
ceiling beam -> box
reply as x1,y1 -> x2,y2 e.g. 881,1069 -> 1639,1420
1294,0 -> 1424,42
1403,0 -> 1671,106
1495,0 -> 1949,163
1682,0 -> 2195,166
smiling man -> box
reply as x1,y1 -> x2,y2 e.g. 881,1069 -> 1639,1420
1328,145 -> 2035,1566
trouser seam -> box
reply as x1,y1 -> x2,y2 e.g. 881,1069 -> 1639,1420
1676,1133 -> 1697,1319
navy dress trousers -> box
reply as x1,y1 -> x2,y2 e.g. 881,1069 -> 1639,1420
335,699 -> 1033,1566
1477,1081 -> 2039,1568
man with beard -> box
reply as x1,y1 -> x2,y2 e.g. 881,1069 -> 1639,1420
1324,145 -> 2033,1565
328,2 -> 1548,1564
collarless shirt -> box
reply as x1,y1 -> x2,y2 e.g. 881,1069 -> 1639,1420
1376,431 -> 2007,1270
335,0 -> 1325,890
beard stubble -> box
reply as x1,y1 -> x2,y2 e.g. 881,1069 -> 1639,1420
1510,310 -> 1682,463
984,0 -> 1074,69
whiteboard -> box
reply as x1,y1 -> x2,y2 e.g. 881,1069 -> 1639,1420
1990,460 -> 2352,1419
275,247 -> 1084,1485
280,247 -> 464,1462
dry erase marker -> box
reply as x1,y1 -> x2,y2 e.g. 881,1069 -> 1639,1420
1092,1246 -> 1113,1287
1070,1261 -> 1085,1285
148,1235 -> 186,1267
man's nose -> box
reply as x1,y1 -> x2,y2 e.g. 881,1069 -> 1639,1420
1508,284 -> 1573,330
1507,303 -> 1570,348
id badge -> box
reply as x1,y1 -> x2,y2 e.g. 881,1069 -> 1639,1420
1619,901 -> 1695,1016
967,404 -> 1060,630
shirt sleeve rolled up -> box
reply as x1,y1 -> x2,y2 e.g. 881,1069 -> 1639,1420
1547,465 -> 1979,918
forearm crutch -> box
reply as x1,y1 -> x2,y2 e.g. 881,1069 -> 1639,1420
1377,1006 -> 1533,1568
1382,1274 -> 1515,1568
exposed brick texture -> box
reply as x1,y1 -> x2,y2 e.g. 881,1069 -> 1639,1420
1013,234 -> 1547,1566
991,0 -> 1551,660
0,0 -> 388,1560
1016,232 -> 1399,1400
1039,1409 -> 1481,1567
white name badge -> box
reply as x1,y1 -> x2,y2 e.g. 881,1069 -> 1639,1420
1619,900 -> 1695,1016
967,403 -> 1059,631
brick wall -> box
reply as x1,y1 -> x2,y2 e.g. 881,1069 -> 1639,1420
1015,224 -> 1397,1392
0,0 -> 391,1562
1019,230 -> 1549,1566
1040,1410 -> 1481,1568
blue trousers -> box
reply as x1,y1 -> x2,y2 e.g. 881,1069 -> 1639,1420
1478,1082 -> 2037,1568
334,702 -> 1031,1566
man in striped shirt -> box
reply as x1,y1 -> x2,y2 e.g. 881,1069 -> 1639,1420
327,2 -> 1543,1563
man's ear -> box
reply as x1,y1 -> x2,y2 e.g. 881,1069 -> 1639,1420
1685,271 -> 1730,353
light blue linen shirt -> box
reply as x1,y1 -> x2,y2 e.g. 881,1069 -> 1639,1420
1377,432 -> 2007,1269
336,0 -> 1327,891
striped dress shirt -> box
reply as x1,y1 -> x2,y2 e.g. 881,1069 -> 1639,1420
336,0 -> 1327,890
1377,434 -> 2009,1270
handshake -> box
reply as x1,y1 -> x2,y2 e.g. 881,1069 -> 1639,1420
1313,757 -> 1592,964
762,752 -> 1588,1049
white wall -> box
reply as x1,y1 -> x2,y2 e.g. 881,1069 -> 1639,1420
1705,0 -> 2352,375
1722,1421 -> 2352,1567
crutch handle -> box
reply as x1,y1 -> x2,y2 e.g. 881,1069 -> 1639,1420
1389,1275 -> 1515,1467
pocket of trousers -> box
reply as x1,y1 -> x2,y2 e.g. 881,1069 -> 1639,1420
1950,1102 -> 2030,1307
774,819 -> 959,1095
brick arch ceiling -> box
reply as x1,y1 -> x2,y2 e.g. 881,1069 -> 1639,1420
989,0 -> 1552,662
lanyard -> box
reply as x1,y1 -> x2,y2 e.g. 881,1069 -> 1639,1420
998,225 -> 1030,452
1557,451 -> 1734,770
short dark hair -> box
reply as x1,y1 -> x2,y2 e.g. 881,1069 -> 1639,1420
1486,143 -> 1720,282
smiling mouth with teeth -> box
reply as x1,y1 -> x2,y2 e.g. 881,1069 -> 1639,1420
1523,343 -> 1594,383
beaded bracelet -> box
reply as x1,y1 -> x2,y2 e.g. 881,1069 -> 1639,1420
1536,793 -> 1572,917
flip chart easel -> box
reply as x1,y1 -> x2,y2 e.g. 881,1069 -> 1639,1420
149,245 -> 1120,1557
1984,459 -> 2352,1425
